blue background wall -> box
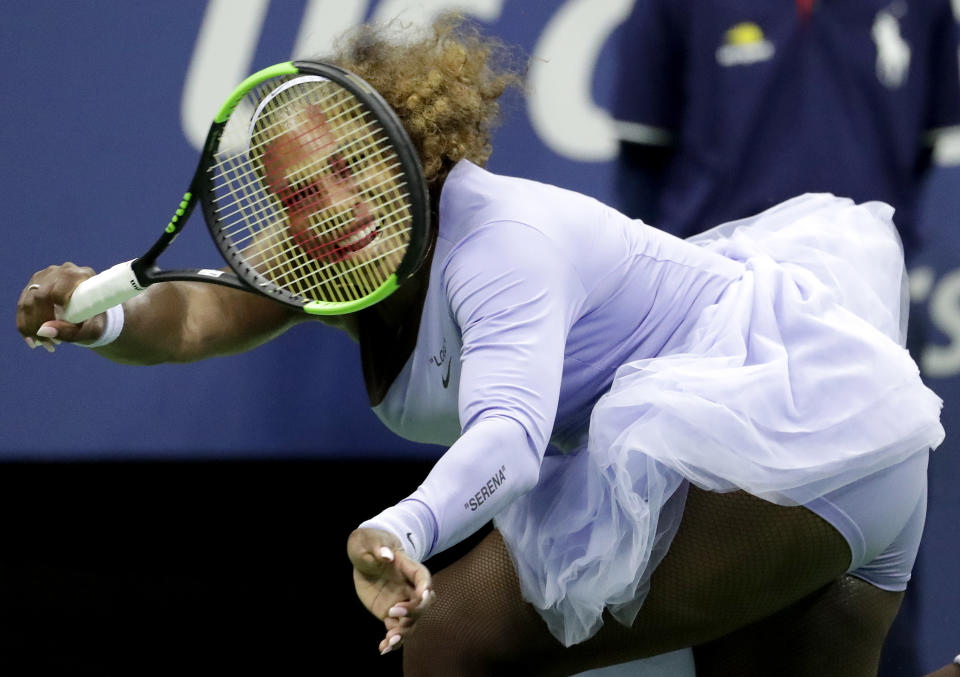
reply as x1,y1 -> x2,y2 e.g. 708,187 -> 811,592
1,1 -> 957,671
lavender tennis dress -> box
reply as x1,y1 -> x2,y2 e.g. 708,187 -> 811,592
365,160 -> 944,646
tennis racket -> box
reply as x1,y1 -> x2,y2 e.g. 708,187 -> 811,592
62,60 -> 431,323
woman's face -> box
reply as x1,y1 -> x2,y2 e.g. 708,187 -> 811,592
261,103 -> 407,275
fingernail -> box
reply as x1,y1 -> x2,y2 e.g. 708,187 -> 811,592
41,341 -> 56,354
380,635 -> 402,656
379,546 -> 394,562
417,589 -> 432,609
388,605 -> 407,618
24,337 -> 36,349
36,326 -> 58,339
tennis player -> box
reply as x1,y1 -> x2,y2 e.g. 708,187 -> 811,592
17,16 -> 948,677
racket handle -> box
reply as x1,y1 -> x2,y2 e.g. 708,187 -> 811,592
62,260 -> 146,323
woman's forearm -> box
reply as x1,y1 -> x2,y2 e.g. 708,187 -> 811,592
93,280 -> 305,365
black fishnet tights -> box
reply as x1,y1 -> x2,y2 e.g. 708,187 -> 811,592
694,574 -> 903,676
403,487 -> 903,677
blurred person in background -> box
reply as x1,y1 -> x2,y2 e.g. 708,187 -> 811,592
610,3 -> 960,673
611,0 -> 960,255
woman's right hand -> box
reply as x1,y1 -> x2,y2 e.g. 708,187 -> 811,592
347,527 -> 435,655
16,263 -> 105,352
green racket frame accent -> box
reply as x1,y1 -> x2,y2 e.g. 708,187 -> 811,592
214,62 -> 299,123
302,275 -> 400,315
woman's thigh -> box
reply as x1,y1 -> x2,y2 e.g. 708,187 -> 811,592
404,487 -> 854,676
693,575 -> 904,677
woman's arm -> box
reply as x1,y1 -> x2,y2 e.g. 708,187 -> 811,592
360,221 -> 587,559
348,221 -> 585,650
94,276 -> 308,364
17,262 -> 325,363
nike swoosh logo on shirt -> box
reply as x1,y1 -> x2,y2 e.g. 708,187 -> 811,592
441,360 -> 452,389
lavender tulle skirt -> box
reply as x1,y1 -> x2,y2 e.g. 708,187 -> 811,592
494,194 -> 945,646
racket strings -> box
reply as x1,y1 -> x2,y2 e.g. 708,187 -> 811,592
226,91 -> 379,191
215,82 -> 374,218
209,76 -> 415,303
254,210 -> 411,301
245,84 -> 402,213
218,192 -> 409,303
229,187 -> 412,280
221,172 -> 411,301
214,157 -> 403,246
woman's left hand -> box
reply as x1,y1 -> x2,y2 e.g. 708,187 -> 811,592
347,527 -> 435,655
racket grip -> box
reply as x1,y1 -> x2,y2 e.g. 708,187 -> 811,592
62,260 -> 146,323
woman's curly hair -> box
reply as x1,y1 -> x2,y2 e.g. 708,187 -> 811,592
322,14 -> 525,190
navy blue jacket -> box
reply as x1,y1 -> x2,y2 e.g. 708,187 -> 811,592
612,0 -> 960,254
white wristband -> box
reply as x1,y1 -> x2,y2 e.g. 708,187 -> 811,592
77,304 -> 125,348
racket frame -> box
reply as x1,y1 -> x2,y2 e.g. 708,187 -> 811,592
66,60 -> 430,323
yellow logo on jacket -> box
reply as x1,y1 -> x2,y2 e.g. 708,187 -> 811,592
716,22 -> 776,66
